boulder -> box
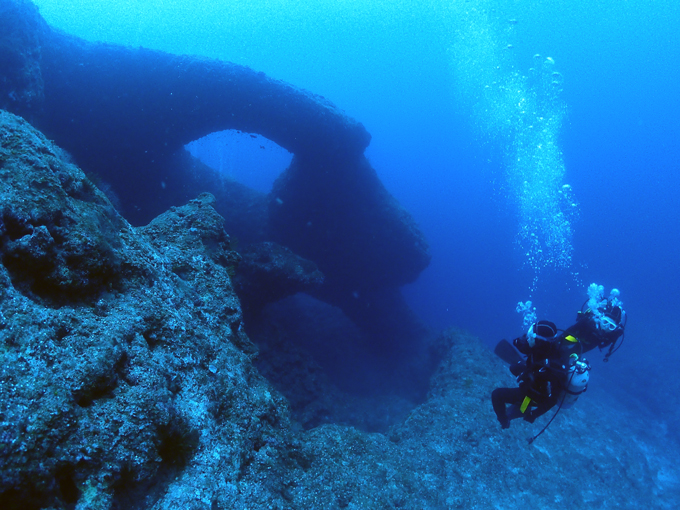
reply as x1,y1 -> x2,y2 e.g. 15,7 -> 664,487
0,109 -> 293,509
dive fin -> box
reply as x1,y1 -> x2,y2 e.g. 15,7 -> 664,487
494,339 -> 524,365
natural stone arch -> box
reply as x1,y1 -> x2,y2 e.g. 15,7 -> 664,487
1,0 -> 432,393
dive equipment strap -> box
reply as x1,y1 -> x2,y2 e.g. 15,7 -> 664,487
527,366 -> 577,445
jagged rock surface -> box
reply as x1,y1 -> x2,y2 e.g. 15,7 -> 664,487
0,111 -> 296,509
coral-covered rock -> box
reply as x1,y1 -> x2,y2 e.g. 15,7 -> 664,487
0,111 -> 297,509
0,110 -> 129,302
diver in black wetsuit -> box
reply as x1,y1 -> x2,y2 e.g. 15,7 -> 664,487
491,286 -> 626,430
558,299 -> 626,361
492,320 -> 570,429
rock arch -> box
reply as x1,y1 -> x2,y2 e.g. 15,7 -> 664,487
1,0 -> 432,389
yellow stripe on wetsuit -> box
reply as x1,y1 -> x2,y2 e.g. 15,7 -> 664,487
520,396 -> 531,413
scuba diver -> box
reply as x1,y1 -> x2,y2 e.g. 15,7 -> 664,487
559,291 -> 626,361
491,285 -> 626,438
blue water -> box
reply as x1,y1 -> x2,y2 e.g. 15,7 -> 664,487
32,0 -> 680,415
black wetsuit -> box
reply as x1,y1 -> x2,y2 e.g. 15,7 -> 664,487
558,313 -> 624,356
492,332 -> 568,428
492,386 -> 560,428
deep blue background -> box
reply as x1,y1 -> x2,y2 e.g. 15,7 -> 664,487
32,0 -> 680,407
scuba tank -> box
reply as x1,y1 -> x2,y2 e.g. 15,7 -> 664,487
527,352 -> 593,445
560,355 -> 590,410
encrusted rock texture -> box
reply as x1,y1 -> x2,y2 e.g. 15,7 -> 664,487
1,110 -> 678,509
0,110 -> 294,509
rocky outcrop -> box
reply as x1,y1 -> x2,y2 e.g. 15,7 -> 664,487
1,110 -> 677,509
0,0 -> 43,117
249,293 -> 417,431
269,153 -> 430,291
0,110 -> 294,509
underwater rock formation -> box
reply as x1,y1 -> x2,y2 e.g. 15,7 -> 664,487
0,110 -> 293,508
233,241 -> 324,319
1,110 -> 678,510
249,293 -> 418,431
0,0 -> 431,366
0,0 -> 44,117
270,153 -> 429,293
269,153 -> 431,389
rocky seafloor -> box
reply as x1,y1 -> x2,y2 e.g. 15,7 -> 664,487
1,109 -> 679,509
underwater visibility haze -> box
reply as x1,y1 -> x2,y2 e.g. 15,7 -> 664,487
41,0 -> 677,391
2,0 -> 680,507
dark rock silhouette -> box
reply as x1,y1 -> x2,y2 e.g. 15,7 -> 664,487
270,153 -> 430,290
0,0 -> 44,116
234,241 -> 324,319
0,0 -> 431,378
